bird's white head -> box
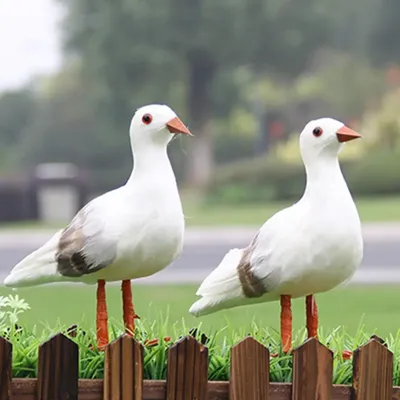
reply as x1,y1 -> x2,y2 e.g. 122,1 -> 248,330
129,104 -> 192,149
299,117 -> 361,165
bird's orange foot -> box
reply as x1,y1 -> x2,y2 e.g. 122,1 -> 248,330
271,348 -> 293,357
341,350 -> 353,360
88,343 -> 107,352
124,314 -> 140,337
144,337 -> 172,347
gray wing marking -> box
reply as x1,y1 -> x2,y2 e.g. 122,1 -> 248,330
55,206 -> 117,277
237,232 -> 282,298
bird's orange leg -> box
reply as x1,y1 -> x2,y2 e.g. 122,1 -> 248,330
121,280 -> 171,347
271,295 -> 293,357
306,294 -> 318,338
305,294 -> 352,360
281,295 -> 292,354
96,279 -> 109,351
121,280 -> 139,336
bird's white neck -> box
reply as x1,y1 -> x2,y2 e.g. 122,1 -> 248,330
126,145 -> 177,188
302,157 -> 351,202
299,156 -> 361,230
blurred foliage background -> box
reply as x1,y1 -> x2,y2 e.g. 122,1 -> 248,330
1,0 -> 400,204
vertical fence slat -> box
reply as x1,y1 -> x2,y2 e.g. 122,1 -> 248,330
0,337 -> 12,400
229,336 -> 270,400
37,333 -> 79,400
352,336 -> 393,400
103,334 -> 143,400
292,338 -> 333,400
166,336 -> 208,400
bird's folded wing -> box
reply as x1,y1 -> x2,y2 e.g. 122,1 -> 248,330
55,204 -> 117,277
238,231 -> 283,298
242,206 -> 302,295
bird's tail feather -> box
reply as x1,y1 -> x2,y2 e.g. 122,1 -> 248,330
3,231 -> 64,287
189,248 -> 246,316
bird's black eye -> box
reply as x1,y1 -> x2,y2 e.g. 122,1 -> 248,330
313,127 -> 323,137
142,113 -> 153,125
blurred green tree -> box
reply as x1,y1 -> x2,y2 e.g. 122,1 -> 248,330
368,0 -> 400,64
0,89 -> 37,169
15,67 -> 116,190
59,0 -> 332,190
0,89 -> 36,148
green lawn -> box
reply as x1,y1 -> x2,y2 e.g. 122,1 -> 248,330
1,195 -> 400,230
184,195 -> 400,225
2,283 -> 400,339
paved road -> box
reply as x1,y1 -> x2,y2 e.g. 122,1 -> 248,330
0,224 -> 399,285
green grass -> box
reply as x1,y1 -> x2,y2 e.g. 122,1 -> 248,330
2,284 -> 400,382
1,284 -> 400,338
1,195 -> 399,230
184,195 -> 400,225
4,321 -> 394,382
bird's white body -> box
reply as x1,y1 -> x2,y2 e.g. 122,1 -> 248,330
78,155 -> 185,284
189,118 -> 363,316
4,105 -> 188,287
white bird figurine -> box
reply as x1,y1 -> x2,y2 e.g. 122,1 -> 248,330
4,104 -> 192,350
189,118 -> 363,358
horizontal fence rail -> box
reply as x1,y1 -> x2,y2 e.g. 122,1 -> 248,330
0,332 -> 396,400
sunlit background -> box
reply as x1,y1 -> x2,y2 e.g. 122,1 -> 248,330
0,0 -> 399,337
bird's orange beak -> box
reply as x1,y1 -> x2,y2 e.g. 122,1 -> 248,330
336,125 -> 361,142
166,117 -> 192,135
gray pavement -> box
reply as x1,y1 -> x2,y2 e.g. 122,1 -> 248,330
0,223 -> 399,285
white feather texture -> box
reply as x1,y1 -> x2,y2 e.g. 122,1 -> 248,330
189,249 -> 245,316
3,230 -> 64,287
189,118 -> 364,317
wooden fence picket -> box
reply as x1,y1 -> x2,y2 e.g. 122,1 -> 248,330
352,336 -> 393,400
229,336 -> 270,400
292,338 -> 333,400
166,335 -> 208,400
0,337 -> 12,400
2,330 -> 400,399
37,333 -> 79,400
103,334 -> 143,400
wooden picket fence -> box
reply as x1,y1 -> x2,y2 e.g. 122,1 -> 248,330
0,331 -> 397,399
